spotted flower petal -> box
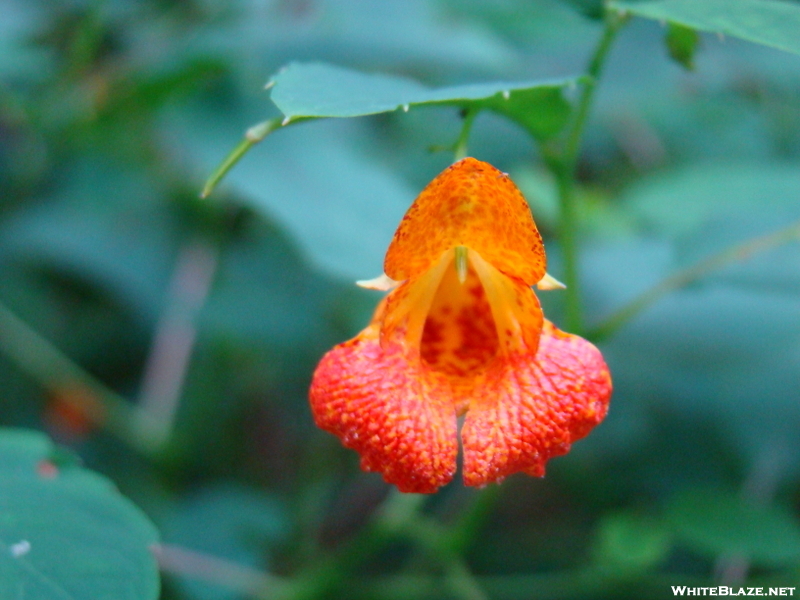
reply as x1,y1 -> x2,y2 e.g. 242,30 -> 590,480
309,157 -> 612,493
310,318 -> 458,494
384,158 -> 546,285
461,321 -> 611,487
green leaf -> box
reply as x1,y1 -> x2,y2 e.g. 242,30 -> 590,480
269,62 -> 577,141
0,429 -> 160,600
667,488 -> 800,566
612,0 -> 800,56
558,0 -> 605,20
665,23 -> 700,70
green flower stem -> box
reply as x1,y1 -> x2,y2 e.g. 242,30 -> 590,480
267,490 -> 428,600
454,109 -> 479,162
446,486 -> 502,555
550,7 -> 627,334
201,117 -> 309,199
0,301 -> 160,456
588,218 -> 800,341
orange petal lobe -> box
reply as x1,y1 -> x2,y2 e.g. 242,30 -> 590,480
309,325 -> 458,493
470,250 -> 543,357
461,321 -> 611,487
384,158 -> 545,285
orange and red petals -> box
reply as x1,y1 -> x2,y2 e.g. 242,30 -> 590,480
309,330 -> 458,494
420,257 -> 498,380
470,251 -> 543,357
380,250 -> 452,348
461,321 -> 612,488
384,158 -> 546,286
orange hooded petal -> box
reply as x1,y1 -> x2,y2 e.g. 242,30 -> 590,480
309,318 -> 458,493
384,158 -> 546,286
461,320 -> 612,487
309,157 -> 612,493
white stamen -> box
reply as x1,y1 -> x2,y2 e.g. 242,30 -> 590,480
502,90 -> 510,100
536,272 -> 566,290
455,246 -> 469,284
356,273 -> 401,291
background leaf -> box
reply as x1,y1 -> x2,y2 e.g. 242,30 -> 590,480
667,488 -> 800,566
612,0 -> 800,56
269,61 -> 577,140
0,428 -> 160,600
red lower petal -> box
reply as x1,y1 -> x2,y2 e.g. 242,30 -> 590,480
461,321 -> 611,487
309,329 -> 458,493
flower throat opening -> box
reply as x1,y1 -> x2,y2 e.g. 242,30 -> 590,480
420,253 -> 500,378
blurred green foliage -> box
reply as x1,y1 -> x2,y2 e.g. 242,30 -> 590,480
1,0 -> 799,599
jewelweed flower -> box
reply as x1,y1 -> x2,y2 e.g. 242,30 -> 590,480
310,158 -> 611,493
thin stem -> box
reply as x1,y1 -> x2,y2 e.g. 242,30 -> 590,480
268,490 -> 429,600
553,7 -> 627,333
201,117 -> 288,199
154,544 -> 288,599
446,486 -> 502,555
135,240 -> 219,448
445,558 -> 489,600
454,109 -> 478,162
0,301 -> 160,456
588,219 -> 800,341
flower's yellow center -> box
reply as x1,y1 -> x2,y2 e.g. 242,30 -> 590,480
421,251 -> 499,379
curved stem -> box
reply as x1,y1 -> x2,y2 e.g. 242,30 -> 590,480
588,219 -> 800,341
0,301 -> 159,456
554,7 -> 627,333
201,117 -> 307,199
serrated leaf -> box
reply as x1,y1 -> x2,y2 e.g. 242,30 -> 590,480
0,429 -> 160,600
269,62 -> 577,141
667,488 -> 800,566
665,23 -> 700,70
612,0 -> 800,56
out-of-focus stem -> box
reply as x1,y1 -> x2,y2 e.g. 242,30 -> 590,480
134,240 -> 219,449
0,301 -> 159,455
588,219 -> 800,341
553,8 -> 627,334
454,109 -> 478,162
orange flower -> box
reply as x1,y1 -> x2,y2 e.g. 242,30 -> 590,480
310,158 -> 611,493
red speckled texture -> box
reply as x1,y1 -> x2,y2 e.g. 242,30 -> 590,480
384,158 -> 545,285
309,159 -> 612,493
461,321 -> 611,487
309,324 -> 458,493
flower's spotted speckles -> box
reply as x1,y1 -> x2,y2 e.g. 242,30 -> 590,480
385,158 -> 545,285
309,158 -> 612,493
310,323 -> 457,494
420,260 -> 497,381
461,321 -> 611,487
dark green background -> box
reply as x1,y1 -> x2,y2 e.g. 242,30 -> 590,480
1,0 -> 799,598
